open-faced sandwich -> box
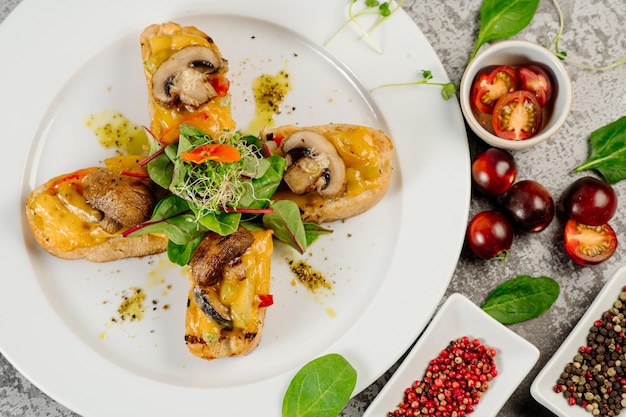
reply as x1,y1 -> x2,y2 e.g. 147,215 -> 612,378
262,123 -> 393,224
24,21 -> 394,361
25,155 -> 169,262
140,22 -> 236,144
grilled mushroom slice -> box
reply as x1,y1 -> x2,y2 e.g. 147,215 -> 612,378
281,131 -> 347,197
152,45 -> 226,108
192,286 -> 233,330
190,228 -> 255,288
83,169 -> 156,234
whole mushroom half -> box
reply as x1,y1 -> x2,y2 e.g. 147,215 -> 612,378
280,131 -> 347,197
83,169 -> 157,234
152,45 -> 227,109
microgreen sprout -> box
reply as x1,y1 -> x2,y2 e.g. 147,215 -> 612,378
171,131 -> 268,218
370,70 -> 457,100
324,0 -> 404,53
547,0 -> 626,71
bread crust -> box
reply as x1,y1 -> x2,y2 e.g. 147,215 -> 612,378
25,182 -> 168,262
267,124 -> 394,224
184,308 -> 267,360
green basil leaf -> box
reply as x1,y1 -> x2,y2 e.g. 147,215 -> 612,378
282,353 -> 357,417
573,116 -> 626,184
470,0 -> 540,59
481,275 -> 559,324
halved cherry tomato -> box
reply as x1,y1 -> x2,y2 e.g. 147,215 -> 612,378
470,65 -> 518,114
564,219 -> 617,265
492,90 -> 543,140
518,65 -> 552,106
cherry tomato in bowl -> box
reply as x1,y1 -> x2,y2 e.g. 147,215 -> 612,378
561,176 -> 617,226
564,219 -> 617,265
466,211 -> 514,260
470,65 -> 518,114
492,90 -> 543,140
518,65 -> 553,107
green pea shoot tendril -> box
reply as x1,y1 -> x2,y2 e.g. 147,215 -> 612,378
324,0 -> 404,53
548,0 -> 626,71
370,70 -> 457,100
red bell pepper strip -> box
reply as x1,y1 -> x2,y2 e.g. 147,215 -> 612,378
258,294 -> 274,308
210,75 -> 230,97
181,143 -> 241,164
47,167 -> 98,193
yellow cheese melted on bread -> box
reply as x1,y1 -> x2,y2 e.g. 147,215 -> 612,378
185,229 -> 273,359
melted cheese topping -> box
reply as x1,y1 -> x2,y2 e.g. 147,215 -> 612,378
150,101 -> 236,144
26,156 -> 146,252
272,125 -> 381,200
185,229 -> 274,343
145,30 -> 236,143
325,126 -> 380,197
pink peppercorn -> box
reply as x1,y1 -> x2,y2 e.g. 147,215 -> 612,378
386,336 -> 498,417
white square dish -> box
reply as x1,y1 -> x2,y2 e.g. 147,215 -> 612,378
363,292 -> 540,417
531,266 -> 626,417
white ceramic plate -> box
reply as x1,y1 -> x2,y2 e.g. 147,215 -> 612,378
0,1 -> 470,416
531,266 -> 626,416
363,293 -> 540,417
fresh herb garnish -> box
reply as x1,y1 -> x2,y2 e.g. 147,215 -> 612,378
481,275 -> 559,324
547,0 -> 626,70
371,70 -> 457,100
469,0 -> 540,61
282,353 -> 357,417
573,116 -> 626,185
127,124 -> 330,263
325,0 -> 403,53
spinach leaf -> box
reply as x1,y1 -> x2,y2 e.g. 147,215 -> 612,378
573,116 -> 626,184
481,275 -> 559,324
282,353 -> 357,417
126,195 -> 207,245
167,235 -> 203,266
470,0 -> 540,60
238,155 -> 286,209
304,223 -> 333,247
263,200 -> 308,253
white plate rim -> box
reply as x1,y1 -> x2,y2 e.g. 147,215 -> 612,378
0,1 -> 470,416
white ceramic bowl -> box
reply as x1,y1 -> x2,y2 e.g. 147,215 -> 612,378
460,39 -> 572,150
363,293 -> 540,417
531,266 -> 626,417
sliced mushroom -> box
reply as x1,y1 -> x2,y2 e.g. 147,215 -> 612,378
83,169 -> 156,233
152,45 -> 226,109
192,286 -> 233,330
280,131 -> 347,197
190,228 -> 255,288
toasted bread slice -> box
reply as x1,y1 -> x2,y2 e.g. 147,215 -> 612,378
184,229 -> 274,360
264,124 -> 393,224
140,22 -> 236,144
